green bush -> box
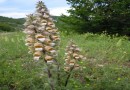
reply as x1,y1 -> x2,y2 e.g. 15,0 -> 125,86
0,23 -> 14,32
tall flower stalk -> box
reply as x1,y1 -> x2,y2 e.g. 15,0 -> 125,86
23,1 -> 60,90
64,41 -> 86,86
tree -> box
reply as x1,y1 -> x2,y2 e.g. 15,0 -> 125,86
59,0 -> 130,35
94,0 -> 130,35
59,0 -> 96,34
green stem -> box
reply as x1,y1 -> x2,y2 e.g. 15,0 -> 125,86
47,67 -> 55,90
54,60 -> 61,86
65,66 -> 74,87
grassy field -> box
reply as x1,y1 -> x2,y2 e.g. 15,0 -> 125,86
0,32 -> 130,90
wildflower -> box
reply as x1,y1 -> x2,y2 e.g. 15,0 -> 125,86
64,66 -> 70,72
45,55 -> 54,63
35,34 -> 46,42
23,1 -> 60,64
33,51 -> 42,61
64,41 -> 86,71
23,1 -> 60,89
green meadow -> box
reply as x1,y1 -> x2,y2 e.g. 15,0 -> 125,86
0,31 -> 130,90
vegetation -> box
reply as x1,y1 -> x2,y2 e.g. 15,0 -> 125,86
0,16 -> 58,32
0,16 -> 25,32
0,32 -> 130,90
59,0 -> 130,35
0,0 -> 130,90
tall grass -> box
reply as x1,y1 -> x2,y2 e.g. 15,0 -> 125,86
0,31 -> 130,90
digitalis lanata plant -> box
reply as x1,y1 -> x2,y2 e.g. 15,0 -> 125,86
24,1 -> 60,64
23,1 -> 60,90
64,41 -> 86,71
23,1 -> 86,89
64,41 -> 86,86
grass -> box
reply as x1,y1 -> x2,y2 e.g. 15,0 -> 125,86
0,31 -> 130,90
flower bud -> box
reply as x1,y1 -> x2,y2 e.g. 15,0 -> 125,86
64,66 -> 70,71
33,51 -> 42,61
25,38 -> 35,43
43,13 -> 49,18
48,17 -> 53,21
69,60 -> 75,66
74,64 -> 80,70
36,13 -> 43,17
41,20 -> 47,23
35,34 -> 46,42
25,43 -> 32,46
50,50 -> 56,54
41,23 -> 47,26
45,46 -> 53,51
44,38 -> 51,44
79,55 -> 83,58
42,30 -> 49,34
41,8 -> 46,12
28,46 -> 34,52
45,55 -> 53,61
73,53 -> 78,57
47,60 -> 54,64
32,20 -> 37,24
46,27 -> 52,31
34,43 -> 43,51
51,36 -> 60,41
75,48 -> 80,52
75,56 -> 80,60
38,26 -> 45,31
49,43 -> 56,47
23,29 -> 35,35
27,25 -> 35,29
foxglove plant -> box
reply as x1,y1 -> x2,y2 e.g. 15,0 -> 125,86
64,41 -> 86,86
24,1 -> 60,90
23,14 -> 36,55
34,1 -> 60,64
23,1 -> 86,89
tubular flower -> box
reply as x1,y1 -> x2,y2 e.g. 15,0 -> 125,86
64,41 -> 86,71
23,14 -> 36,54
23,1 -> 60,63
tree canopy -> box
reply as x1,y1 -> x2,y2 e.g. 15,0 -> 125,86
59,0 -> 130,35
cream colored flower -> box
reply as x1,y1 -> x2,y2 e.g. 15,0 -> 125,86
33,51 -> 42,61
24,1 -> 60,63
64,41 -> 86,71
34,43 -> 43,51
35,34 -> 46,42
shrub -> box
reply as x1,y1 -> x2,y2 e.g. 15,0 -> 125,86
0,23 -> 14,32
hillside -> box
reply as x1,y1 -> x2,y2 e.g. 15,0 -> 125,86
0,16 -> 59,32
0,16 -> 25,32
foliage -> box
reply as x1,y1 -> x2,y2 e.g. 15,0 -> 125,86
0,16 -> 58,32
0,16 -> 25,32
0,32 -> 130,90
0,23 -> 14,32
59,0 -> 130,35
